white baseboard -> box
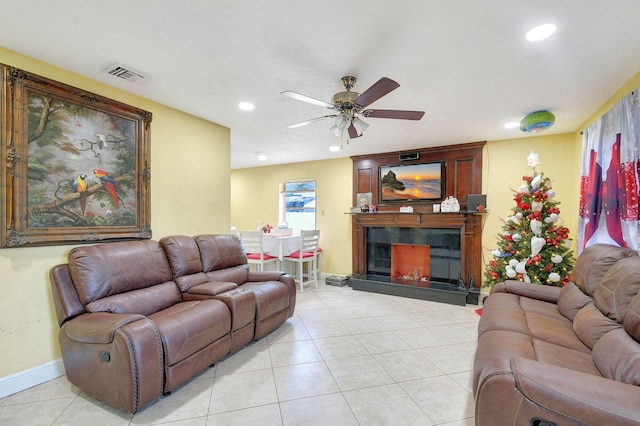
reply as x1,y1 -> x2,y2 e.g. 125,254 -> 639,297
0,359 -> 66,399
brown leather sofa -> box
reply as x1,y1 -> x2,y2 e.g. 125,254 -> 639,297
473,244 -> 640,425
49,234 -> 296,413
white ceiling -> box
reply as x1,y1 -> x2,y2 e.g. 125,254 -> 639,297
2,1 -> 640,169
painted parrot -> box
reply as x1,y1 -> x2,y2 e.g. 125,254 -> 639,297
73,173 -> 88,215
92,168 -> 119,207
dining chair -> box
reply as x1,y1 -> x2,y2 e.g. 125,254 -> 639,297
238,230 -> 279,271
283,229 -> 320,292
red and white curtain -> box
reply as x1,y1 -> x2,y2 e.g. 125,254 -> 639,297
578,89 -> 640,253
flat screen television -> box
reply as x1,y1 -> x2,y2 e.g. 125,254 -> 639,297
379,162 -> 444,202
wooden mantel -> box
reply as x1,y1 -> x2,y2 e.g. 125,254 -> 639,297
351,211 -> 484,289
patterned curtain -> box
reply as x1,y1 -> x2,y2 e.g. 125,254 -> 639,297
578,89 -> 640,253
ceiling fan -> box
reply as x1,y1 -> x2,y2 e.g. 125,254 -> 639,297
281,76 -> 425,141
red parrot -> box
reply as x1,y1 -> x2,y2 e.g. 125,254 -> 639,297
92,168 -> 119,207
73,174 -> 88,215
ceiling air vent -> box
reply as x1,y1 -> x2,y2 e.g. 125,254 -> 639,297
102,64 -> 147,84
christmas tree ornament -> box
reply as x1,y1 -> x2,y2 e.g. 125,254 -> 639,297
530,219 -> 542,235
508,259 -> 519,267
544,213 -> 559,223
506,268 -> 517,278
531,175 -> 542,190
532,200 -> 543,211
531,237 -> 546,257
548,272 -> 561,282
516,261 -> 527,274
546,189 -> 555,198
527,151 -> 540,169
551,254 -> 563,263
512,233 -> 522,242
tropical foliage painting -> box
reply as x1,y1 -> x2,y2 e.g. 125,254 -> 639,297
27,90 -> 137,228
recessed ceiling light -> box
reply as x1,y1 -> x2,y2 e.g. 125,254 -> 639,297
258,154 -> 267,161
329,145 -> 340,152
526,24 -> 556,42
504,121 -> 521,129
238,102 -> 255,111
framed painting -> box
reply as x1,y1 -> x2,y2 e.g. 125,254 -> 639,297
1,64 -> 152,247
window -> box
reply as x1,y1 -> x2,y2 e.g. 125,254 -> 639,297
281,180 -> 316,233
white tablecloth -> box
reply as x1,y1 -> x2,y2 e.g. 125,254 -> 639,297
262,235 -> 301,260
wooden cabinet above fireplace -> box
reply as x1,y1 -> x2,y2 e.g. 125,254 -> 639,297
351,141 -> 485,213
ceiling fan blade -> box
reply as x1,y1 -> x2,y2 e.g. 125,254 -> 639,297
287,115 -> 336,128
348,123 -> 361,139
281,91 -> 335,109
354,77 -> 400,108
364,109 -> 425,120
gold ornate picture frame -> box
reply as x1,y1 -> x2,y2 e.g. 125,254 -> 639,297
1,64 -> 152,247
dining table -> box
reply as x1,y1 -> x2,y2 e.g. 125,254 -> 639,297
262,233 -> 302,261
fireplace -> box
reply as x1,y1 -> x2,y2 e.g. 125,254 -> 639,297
350,212 -> 483,305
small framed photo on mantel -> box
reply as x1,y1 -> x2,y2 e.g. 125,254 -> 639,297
356,192 -> 373,212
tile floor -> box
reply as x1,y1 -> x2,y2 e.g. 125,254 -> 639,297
0,281 -> 481,425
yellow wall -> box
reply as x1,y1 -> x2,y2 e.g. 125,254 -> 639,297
0,47 -> 231,378
231,157 -> 353,275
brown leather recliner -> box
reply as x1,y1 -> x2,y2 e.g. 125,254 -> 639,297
473,244 -> 640,425
50,234 -> 296,413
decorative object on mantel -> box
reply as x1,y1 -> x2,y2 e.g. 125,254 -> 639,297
356,192 -> 372,212
440,196 -> 460,212
520,110 -> 555,133
399,206 -> 414,213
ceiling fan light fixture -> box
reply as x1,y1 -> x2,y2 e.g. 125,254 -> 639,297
330,124 -> 342,137
352,117 -> 369,135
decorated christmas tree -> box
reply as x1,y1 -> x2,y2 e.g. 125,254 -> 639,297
485,152 -> 575,287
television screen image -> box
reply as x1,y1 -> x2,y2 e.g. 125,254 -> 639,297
379,162 -> 443,202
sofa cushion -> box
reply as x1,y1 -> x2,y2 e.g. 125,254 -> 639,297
86,282 -> 180,316
68,240 -> 173,305
558,281 -> 592,321
160,235 -> 204,278
148,299 -> 231,366
593,256 -> 640,323
194,234 -> 247,272
592,328 -> 640,385
571,244 -> 637,296
624,293 -> 640,340
573,303 -> 622,349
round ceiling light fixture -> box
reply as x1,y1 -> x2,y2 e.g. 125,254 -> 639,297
520,110 -> 555,133
526,24 -> 556,42
238,101 -> 255,111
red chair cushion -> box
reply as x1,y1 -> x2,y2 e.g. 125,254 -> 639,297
246,253 -> 277,260
285,250 -> 315,259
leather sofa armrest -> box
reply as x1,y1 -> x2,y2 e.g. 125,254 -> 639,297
512,357 -> 640,425
247,270 -> 287,282
491,280 -> 561,303
64,312 -> 147,344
